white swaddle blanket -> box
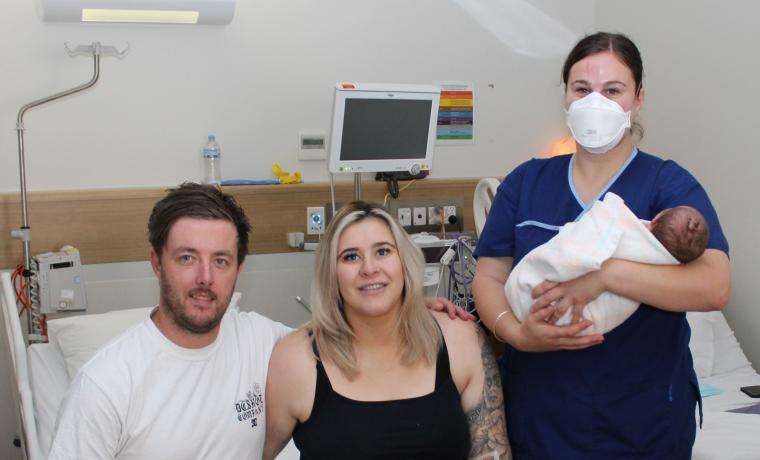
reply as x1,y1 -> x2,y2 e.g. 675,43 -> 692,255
505,192 -> 679,335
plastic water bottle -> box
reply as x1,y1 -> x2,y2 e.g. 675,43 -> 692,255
202,134 -> 222,185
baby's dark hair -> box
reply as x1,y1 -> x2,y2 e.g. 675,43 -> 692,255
651,206 -> 708,263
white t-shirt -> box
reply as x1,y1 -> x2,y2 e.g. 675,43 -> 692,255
48,309 -> 292,460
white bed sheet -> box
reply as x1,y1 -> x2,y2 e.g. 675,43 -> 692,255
694,366 -> 760,460
27,343 -> 69,457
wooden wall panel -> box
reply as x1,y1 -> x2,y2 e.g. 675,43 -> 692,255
0,179 -> 480,268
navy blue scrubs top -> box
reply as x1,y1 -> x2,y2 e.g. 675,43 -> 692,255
474,149 -> 729,459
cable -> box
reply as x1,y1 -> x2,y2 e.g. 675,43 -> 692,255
383,179 -> 417,207
438,236 -> 479,319
12,263 -> 46,339
329,172 -> 337,217
11,265 -> 31,315
387,177 -> 400,200
28,267 -> 45,336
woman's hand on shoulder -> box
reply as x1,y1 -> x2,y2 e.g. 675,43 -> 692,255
426,296 -> 476,321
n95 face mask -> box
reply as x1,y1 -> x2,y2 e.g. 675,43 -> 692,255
565,92 -> 631,154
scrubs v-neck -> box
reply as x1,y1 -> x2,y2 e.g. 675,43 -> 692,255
474,149 -> 729,459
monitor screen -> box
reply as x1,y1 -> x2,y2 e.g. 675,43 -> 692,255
339,99 -> 432,161
328,83 -> 440,174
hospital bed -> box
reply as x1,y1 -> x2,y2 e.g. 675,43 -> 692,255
1,271 -> 299,459
687,311 -> 760,459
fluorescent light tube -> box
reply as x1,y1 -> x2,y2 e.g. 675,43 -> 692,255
81,8 -> 200,24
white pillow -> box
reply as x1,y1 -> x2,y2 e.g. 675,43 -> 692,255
47,293 -> 242,379
47,307 -> 154,379
686,312 -> 715,378
711,311 -> 753,376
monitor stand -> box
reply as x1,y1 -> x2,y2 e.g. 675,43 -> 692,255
354,173 -> 362,200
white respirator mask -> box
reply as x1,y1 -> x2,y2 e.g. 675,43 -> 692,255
565,92 -> 631,155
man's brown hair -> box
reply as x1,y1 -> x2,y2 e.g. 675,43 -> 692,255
148,182 -> 251,265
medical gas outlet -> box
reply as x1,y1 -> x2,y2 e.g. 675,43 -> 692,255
307,207 -> 326,235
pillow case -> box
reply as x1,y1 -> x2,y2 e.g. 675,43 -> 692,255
686,312 -> 715,378
47,307 -> 153,379
710,311 -> 753,375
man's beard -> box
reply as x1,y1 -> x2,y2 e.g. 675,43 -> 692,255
159,270 -> 231,334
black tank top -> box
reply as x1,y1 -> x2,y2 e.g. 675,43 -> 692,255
292,335 -> 470,459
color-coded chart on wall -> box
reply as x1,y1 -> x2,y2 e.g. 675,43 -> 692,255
435,81 -> 474,144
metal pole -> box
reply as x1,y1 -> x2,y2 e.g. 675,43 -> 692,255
354,173 -> 362,201
14,48 -> 101,337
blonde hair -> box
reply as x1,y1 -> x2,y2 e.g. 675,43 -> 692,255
308,201 -> 441,380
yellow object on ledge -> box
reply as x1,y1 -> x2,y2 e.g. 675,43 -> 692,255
272,163 -> 302,184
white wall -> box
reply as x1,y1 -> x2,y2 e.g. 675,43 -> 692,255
80,254 -> 314,326
0,0 -> 595,192
1,3 -> 597,456
596,0 -> 760,368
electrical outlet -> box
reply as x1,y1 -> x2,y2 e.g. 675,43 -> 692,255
443,205 -> 457,224
397,208 -> 412,226
307,206 -> 325,235
413,207 -> 427,226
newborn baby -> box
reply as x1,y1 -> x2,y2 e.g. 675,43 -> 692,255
649,205 -> 708,263
505,193 -> 708,335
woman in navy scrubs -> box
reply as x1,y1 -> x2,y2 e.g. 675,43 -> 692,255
472,32 -> 730,459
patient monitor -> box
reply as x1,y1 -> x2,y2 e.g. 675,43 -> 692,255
328,82 -> 441,174
33,247 -> 87,313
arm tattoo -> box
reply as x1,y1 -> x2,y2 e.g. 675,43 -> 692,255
466,326 -> 511,459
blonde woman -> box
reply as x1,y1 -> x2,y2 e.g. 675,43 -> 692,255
264,201 -> 509,459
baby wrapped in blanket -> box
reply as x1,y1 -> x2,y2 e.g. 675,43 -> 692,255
505,192 -> 708,335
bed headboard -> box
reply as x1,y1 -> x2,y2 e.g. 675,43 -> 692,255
0,179 -> 479,268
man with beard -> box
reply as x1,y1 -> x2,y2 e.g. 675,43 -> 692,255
49,183 -> 290,459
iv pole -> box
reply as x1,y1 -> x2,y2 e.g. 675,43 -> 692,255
11,42 -> 128,340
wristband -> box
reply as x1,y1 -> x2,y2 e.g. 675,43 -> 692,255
492,310 -> 510,343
